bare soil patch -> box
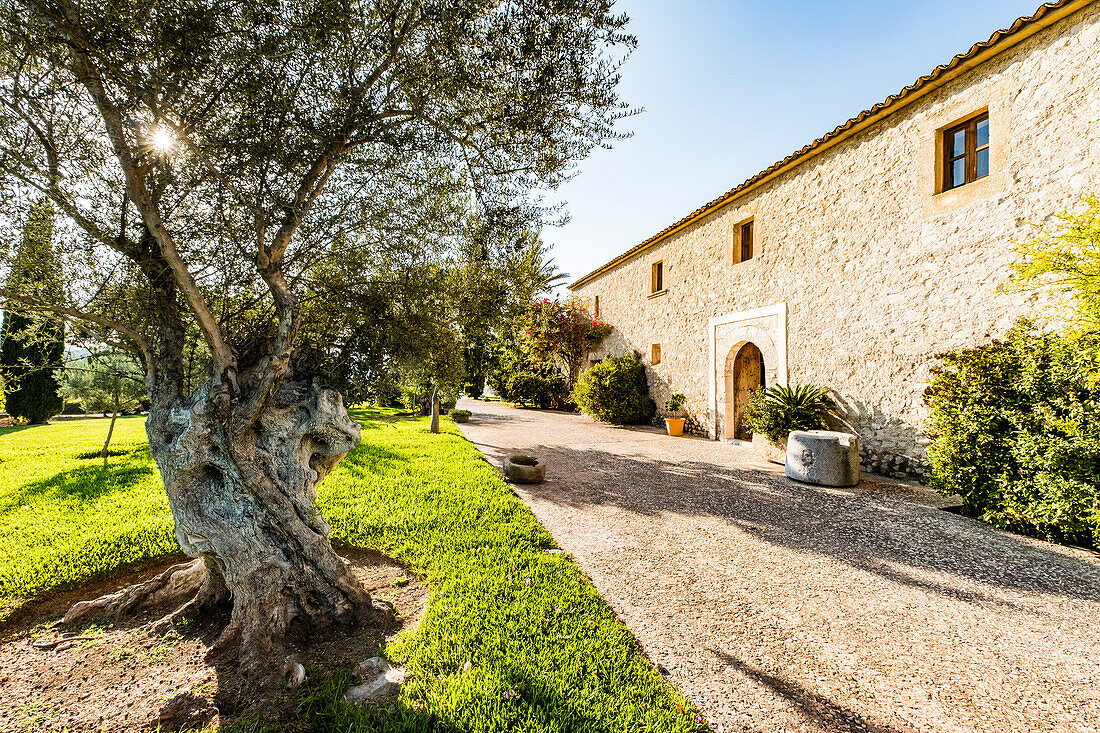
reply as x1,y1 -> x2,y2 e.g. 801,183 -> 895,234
0,547 -> 427,732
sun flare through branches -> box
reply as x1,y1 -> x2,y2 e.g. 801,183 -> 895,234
147,125 -> 175,155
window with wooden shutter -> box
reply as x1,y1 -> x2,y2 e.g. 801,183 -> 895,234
733,219 -> 755,264
650,261 -> 664,294
651,343 -> 661,365
740,220 -> 754,262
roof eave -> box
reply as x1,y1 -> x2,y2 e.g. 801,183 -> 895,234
569,0 -> 1092,290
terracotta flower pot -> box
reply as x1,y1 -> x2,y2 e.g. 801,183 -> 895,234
752,433 -> 787,465
665,417 -> 686,437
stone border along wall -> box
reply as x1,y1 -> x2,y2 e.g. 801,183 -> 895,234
573,4 -> 1100,483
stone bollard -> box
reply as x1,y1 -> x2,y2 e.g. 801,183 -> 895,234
784,430 -> 860,487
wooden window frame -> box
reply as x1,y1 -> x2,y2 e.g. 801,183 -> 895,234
650,260 -> 664,295
733,218 -> 755,264
942,112 -> 990,191
594,295 -> 600,318
651,343 -> 661,365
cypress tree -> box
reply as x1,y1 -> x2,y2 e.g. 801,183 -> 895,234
1,199 -> 65,423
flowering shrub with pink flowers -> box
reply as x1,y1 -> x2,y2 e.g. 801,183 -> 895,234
519,297 -> 611,388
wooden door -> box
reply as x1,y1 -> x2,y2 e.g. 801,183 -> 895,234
732,342 -> 764,440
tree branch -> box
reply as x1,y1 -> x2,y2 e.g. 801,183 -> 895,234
0,150 -> 139,258
0,288 -> 155,379
64,51 -> 237,382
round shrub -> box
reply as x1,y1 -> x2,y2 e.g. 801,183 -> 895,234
451,409 -> 471,423
507,368 -> 568,409
571,351 -> 656,425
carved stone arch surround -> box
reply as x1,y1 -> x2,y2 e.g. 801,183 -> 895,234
708,303 -> 788,440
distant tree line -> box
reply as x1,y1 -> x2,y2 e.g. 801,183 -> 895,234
1,198 -> 64,423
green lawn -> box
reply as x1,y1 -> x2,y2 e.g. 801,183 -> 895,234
0,416 -> 175,607
0,410 -> 704,732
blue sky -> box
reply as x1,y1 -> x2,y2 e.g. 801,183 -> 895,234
545,0 -> 1046,289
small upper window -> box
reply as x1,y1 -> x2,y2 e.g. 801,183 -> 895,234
594,295 -> 600,318
733,219 -> 755,264
943,113 -> 989,191
650,261 -> 664,294
739,220 -> 754,263
651,343 -> 661,364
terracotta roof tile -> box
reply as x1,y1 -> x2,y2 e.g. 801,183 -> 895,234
570,0 -> 1092,289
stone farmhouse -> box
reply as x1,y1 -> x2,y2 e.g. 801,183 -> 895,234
569,0 -> 1100,480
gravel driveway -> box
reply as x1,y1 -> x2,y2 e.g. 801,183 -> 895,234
456,399 -> 1100,733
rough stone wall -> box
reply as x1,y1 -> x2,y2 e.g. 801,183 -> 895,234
573,4 -> 1100,482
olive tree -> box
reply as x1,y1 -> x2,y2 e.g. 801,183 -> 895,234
0,0 -> 634,668
64,351 -> 146,455
1012,195 -> 1100,331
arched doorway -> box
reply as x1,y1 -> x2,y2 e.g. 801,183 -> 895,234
724,342 -> 765,440
709,304 -> 787,441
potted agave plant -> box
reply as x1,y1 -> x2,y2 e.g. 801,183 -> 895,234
745,383 -> 834,465
664,393 -> 687,436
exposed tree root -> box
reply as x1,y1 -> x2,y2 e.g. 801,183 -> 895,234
146,587 -> 223,635
56,559 -> 209,628
31,635 -> 95,650
48,554 -> 390,677
203,570 -> 381,675
43,381 -> 386,674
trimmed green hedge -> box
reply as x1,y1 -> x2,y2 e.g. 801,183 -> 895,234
925,322 -> 1100,548
506,368 -> 568,409
571,351 -> 656,425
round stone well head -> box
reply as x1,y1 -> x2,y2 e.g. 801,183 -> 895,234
503,454 -> 546,484
784,430 -> 860,488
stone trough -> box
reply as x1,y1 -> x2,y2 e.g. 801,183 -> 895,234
784,430 -> 860,487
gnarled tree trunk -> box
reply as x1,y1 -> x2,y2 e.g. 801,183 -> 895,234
139,369 -> 371,670
39,227 -> 379,672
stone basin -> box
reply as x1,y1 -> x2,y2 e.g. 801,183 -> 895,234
503,454 -> 546,484
784,430 -> 860,487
